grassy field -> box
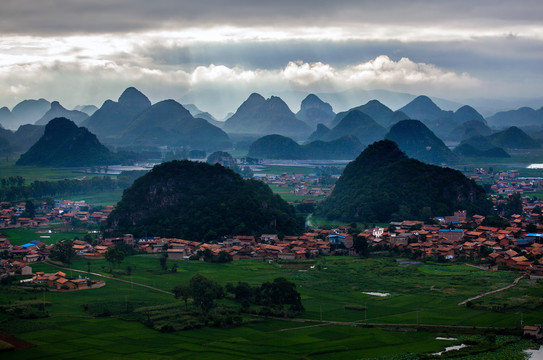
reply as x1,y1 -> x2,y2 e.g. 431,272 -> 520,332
0,227 -> 90,246
5,316 -> 468,360
259,165 -> 316,175
0,160 -> 87,182
64,189 -> 124,206
2,255 -> 541,359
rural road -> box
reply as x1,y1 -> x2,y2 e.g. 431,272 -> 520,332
46,262 -> 173,295
457,273 -> 527,306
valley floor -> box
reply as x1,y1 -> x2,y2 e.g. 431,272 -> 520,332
1,255 -> 541,359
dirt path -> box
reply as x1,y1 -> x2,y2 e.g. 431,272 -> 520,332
46,262 -> 173,295
267,315 -> 502,332
457,273 -> 527,306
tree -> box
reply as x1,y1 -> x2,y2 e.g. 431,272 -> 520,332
216,251 -> 233,263
352,236 -> 369,257
526,223 -> 538,233
104,247 -> 125,271
256,277 -> 304,317
159,253 -> 168,271
172,284 -> 191,310
189,274 -> 224,315
504,192 -> 523,218
228,281 -> 256,308
49,239 -> 76,265
25,200 -> 35,219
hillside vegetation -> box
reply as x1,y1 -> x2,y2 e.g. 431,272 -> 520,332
107,160 -> 304,240
317,140 -> 492,222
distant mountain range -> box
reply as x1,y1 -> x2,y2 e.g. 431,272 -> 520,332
3,87 -> 543,162
120,99 -> 231,150
295,94 -> 336,129
452,120 -> 492,142
82,87 -> 152,141
17,117 -> 119,166
73,105 -> 99,116
317,109 -> 387,145
398,96 -> 487,141
486,106 -> 543,129
0,124 -> 45,154
81,87 -> 231,150
35,101 -> 89,126
0,99 -> 50,130
385,120 -> 459,165
247,134 -> 363,160
223,93 -> 311,140
183,103 -> 225,128
331,100 -> 408,128
458,126 -> 540,151
453,143 -> 510,158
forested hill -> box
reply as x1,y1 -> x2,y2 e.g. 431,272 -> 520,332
317,140 -> 492,222
16,117 -> 118,166
106,160 -> 304,240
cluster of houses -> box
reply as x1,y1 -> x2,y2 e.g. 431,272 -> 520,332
3,189 -> 543,283
356,210 -> 543,276
0,200 -> 115,228
20,270 -> 105,291
254,172 -> 335,197
469,168 -> 543,195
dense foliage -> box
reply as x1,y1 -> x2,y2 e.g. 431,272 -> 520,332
317,140 -> 492,222
107,160 -> 304,240
226,277 -> 304,316
0,176 -> 117,202
49,239 -> 76,265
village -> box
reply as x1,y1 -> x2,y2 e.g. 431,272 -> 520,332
0,199 -> 114,228
2,165 -> 543,289
2,196 -> 543,283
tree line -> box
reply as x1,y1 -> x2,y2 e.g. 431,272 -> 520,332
173,274 -> 304,318
0,176 -> 118,202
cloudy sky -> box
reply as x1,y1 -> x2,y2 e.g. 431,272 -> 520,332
1,0 -> 542,116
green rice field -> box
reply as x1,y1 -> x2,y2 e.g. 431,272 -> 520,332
1,256 -> 541,359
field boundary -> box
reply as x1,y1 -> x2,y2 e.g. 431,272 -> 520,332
457,273 -> 527,306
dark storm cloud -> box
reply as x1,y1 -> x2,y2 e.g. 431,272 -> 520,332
1,0 -> 541,34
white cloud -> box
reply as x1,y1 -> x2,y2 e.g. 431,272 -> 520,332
281,61 -> 336,87
277,56 -> 480,90
343,56 -> 479,86
190,64 -> 257,83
